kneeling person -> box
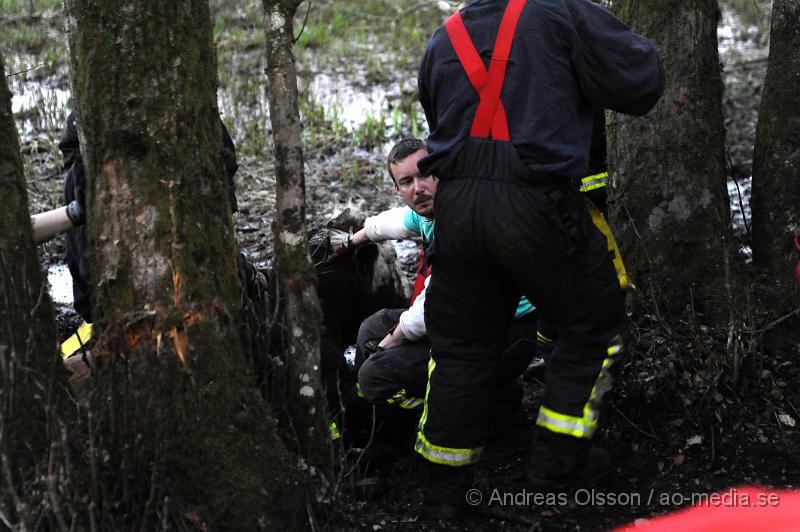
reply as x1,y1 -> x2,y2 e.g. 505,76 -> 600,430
341,139 -> 536,410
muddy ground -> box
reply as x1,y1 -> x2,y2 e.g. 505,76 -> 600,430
334,314 -> 800,531
4,1 -> 798,530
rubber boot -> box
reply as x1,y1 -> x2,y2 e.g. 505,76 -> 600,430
525,429 -> 612,489
419,461 -> 476,520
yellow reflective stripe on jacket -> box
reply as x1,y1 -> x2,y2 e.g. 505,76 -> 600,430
60,322 -> 93,360
414,431 -> 483,466
585,198 -> 630,290
579,171 -> 609,192
355,382 -> 365,398
387,389 -> 424,409
536,340 -> 622,438
536,330 -> 554,344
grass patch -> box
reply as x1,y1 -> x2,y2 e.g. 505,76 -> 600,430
0,0 -> 61,14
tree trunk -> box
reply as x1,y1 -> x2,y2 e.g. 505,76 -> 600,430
262,0 -> 332,480
0,51 -> 68,530
751,0 -> 800,302
64,1 -> 304,529
608,0 -> 734,322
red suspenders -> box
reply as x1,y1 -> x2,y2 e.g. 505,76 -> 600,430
411,249 -> 429,305
444,0 -> 527,141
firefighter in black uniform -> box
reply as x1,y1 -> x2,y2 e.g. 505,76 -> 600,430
414,0 -> 664,514
530,107 -> 620,373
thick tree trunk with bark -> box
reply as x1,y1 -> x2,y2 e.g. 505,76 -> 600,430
64,1 -> 304,529
608,0 -> 734,322
751,0 -> 800,301
0,52 -> 69,530
263,0 -> 332,480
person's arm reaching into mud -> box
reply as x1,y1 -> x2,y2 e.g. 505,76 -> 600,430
335,207 -> 419,251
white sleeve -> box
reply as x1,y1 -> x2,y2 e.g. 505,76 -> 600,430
396,275 -> 428,341
363,207 -> 418,242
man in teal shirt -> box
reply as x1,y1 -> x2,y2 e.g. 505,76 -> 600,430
341,139 -> 536,409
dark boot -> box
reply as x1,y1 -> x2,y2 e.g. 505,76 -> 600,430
418,461 -> 476,520
522,356 -> 546,381
489,379 -> 524,437
525,430 -> 612,489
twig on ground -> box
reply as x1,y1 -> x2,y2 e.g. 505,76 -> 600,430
720,382 -> 744,406
744,308 -> 800,334
610,405 -> 657,439
786,399 -> 800,422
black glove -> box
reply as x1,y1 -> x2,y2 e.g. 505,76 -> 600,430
64,153 -> 86,223
66,200 -> 85,226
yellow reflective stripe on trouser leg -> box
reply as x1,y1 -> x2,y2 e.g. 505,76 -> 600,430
536,339 -> 623,438
579,171 -> 608,192
415,431 -> 483,466
60,322 -> 93,360
417,354 -> 435,431
414,354 -> 483,466
585,198 -> 629,290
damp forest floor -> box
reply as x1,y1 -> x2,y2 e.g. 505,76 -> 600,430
329,312 -> 800,531
5,1 -> 798,530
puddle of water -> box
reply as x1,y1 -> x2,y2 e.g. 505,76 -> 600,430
6,50 -> 72,138
301,71 -> 389,127
47,263 -> 73,306
11,83 -> 69,115
12,83 -> 71,140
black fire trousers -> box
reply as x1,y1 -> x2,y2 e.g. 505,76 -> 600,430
356,308 -> 536,406
417,140 -> 627,471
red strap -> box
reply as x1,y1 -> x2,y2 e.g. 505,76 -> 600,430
444,0 -> 527,141
411,250 -> 429,306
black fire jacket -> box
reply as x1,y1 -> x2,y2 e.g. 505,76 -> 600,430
418,0 -> 664,178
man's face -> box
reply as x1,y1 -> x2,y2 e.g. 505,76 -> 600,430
390,149 -> 438,218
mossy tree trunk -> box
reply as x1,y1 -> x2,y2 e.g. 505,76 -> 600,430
608,0 -> 735,323
751,0 -> 800,303
0,51 -> 71,530
262,0 -> 332,482
64,1 -> 304,529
